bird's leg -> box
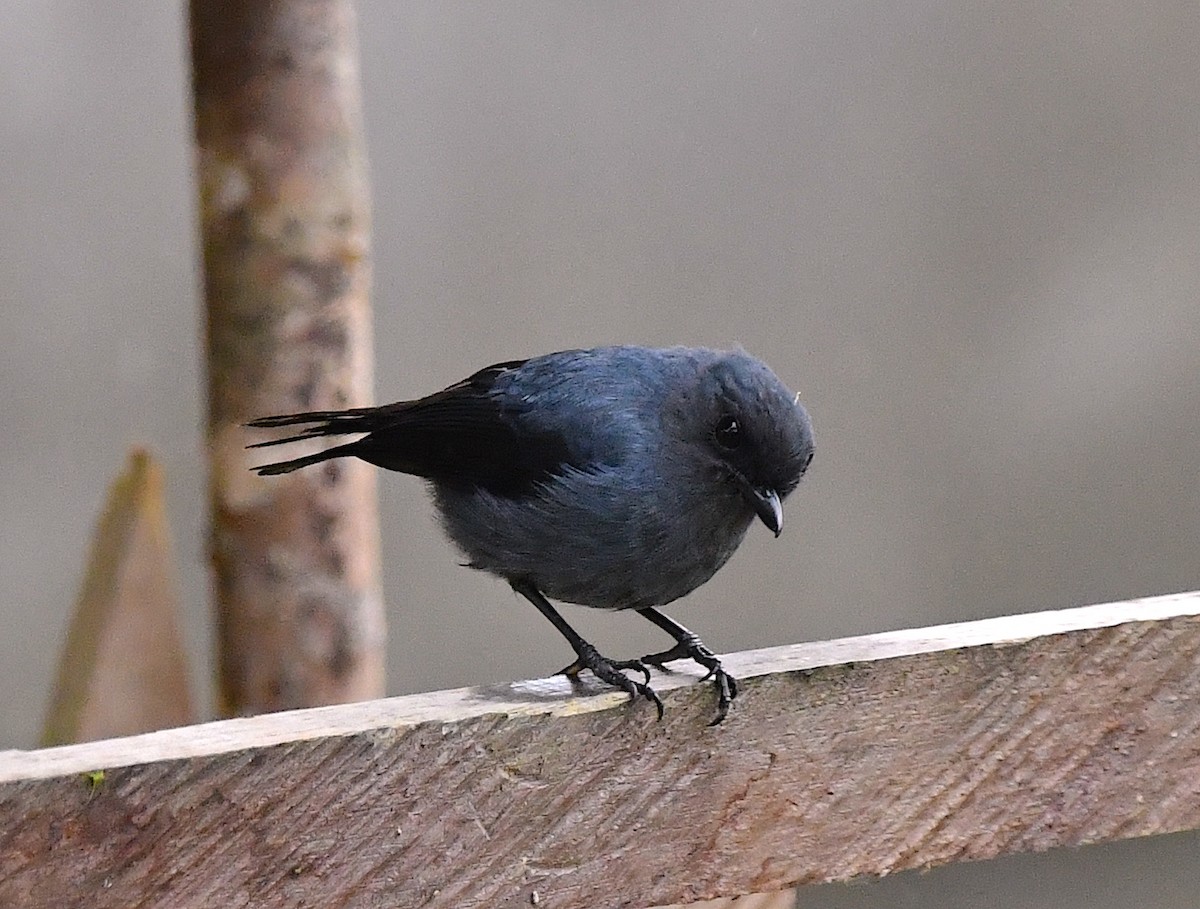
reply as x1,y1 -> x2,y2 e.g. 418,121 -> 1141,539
510,579 -> 663,720
637,607 -> 738,725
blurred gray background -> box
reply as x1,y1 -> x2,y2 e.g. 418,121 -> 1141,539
2,2 -> 1198,906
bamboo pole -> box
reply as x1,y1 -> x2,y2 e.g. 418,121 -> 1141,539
190,0 -> 384,715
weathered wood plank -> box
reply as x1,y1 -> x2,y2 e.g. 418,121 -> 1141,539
41,449 -> 194,746
662,892 -> 794,909
2,591 -> 1198,909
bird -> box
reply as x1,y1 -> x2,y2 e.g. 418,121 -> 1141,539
247,345 -> 814,724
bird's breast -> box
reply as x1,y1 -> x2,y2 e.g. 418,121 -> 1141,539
431,471 -> 755,610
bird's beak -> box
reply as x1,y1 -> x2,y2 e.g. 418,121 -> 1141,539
735,476 -> 783,537
754,488 -> 784,537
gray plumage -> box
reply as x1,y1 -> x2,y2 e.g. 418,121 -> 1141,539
248,345 -> 814,723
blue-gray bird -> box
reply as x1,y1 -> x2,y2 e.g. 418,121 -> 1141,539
248,346 -> 814,723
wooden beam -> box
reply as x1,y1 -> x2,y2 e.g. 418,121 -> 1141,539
3,591 -> 1199,908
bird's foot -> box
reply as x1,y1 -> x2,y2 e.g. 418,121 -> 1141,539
558,643 -> 664,720
642,632 -> 738,725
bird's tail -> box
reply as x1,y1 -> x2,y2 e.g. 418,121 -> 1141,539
246,406 -> 383,476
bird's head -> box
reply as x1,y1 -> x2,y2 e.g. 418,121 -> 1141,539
681,350 -> 814,536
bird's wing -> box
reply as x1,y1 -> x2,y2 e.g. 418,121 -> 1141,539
354,360 -> 580,495
288,359 -> 575,496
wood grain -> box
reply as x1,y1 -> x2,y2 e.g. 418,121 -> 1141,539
3,591 -> 1199,909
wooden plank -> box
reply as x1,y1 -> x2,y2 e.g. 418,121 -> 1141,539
41,449 -> 194,746
661,892 -> 795,909
2,591 -> 1198,909
659,890 -> 795,909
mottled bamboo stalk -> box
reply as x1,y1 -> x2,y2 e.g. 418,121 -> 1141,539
190,0 -> 384,715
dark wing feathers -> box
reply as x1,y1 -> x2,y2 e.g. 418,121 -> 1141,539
248,359 -> 578,496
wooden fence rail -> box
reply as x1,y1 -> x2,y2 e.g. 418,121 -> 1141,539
3,591 -> 1198,908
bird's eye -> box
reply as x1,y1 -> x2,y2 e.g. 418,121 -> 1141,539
714,415 -> 741,450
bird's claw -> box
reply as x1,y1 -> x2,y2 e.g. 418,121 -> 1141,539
641,632 -> 738,725
559,643 -> 663,719
706,669 -> 737,726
